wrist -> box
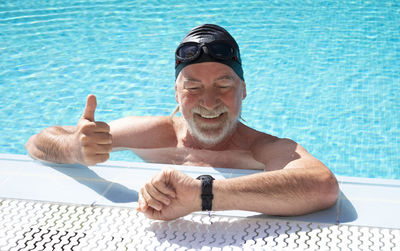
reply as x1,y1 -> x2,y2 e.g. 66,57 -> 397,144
69,130 -> 84,164
192,179 -> 202,212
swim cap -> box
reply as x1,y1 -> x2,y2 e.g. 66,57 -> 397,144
175,24 -> 244,81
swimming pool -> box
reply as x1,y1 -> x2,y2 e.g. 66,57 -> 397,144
1,0 -> 399,179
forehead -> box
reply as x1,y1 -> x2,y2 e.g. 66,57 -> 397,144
177,62 -> 239,82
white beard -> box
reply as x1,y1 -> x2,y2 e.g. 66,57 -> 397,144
184,104 -> 240,146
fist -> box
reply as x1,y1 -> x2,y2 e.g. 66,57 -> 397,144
138,167 -> 201,221
74,94 -> 112,166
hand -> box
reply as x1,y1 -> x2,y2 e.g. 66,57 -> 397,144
73,94 -> 112,166
138,167 -> 201,221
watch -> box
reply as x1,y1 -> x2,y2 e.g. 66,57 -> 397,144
196,175 -> 215,211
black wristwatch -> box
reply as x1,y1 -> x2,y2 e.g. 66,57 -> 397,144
196,175 -> 215,211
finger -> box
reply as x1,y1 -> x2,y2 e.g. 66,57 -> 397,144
143,207 -> 162,220
139,205 -> 159,220
141,187 -> 163,211
90,153 -> 109,164
137,191 -> 148,212
82,144 -> 112,154
94,132 -> 112,144
150,175 -> 176,199
81,153 -> 109,166
137,193 -> 163,220
145,182 -> 172,206
93,122 -> 110,133
80,121 -> 96,134
95,144 -> 112,154
157,168 -> 178,198
81,132 -> 112,145
80,122 -> 110,135
82,94 -> 97,122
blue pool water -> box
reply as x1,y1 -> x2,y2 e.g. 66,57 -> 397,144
0,0 -> 399,179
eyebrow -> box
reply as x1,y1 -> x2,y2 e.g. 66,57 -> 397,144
183,74 -> 235,84
183,77 -> 202,83
214,74 -> 235,81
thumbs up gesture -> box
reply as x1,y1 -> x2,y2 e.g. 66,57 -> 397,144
74,94 -> 112,166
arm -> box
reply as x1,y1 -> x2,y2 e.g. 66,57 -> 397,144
212,160 -> 337,215
25,95 -> 112,166
26,126 -> 80,164
138,139 -> 338,220
26,95 -> 177,165
231,138 -> 339,215
109,116 -> 177,149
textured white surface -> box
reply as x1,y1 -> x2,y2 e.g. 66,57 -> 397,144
1,198 -> 399,250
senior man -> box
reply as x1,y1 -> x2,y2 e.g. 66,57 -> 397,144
26,24 -> 338,221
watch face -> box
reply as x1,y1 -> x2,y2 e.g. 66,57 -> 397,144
196,175 -> 215,180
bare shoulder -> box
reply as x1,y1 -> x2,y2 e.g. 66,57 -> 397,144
237,124 -> 278,148
253,137 -> 299,155
110,116 -> 177,149
246,127 -> 310,170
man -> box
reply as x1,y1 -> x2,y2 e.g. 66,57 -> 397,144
26,24 -> 338,221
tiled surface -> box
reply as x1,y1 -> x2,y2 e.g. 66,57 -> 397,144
1,198 -> 399,250
0,154 -> 399,229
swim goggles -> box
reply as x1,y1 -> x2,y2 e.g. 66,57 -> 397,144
175,41 -> 240,64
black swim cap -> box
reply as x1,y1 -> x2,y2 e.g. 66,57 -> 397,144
175,24 -> 244,81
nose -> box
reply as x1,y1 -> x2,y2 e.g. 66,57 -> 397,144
199,88 -> 221,110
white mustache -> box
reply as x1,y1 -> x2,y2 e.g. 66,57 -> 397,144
192,105 -> 229,118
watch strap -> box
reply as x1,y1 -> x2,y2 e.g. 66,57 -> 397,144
196,175 -> 215,211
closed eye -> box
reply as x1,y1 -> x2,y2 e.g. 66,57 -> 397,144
217,83 -> 233,90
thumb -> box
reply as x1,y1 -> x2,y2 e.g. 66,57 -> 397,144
82,94 -> 97,122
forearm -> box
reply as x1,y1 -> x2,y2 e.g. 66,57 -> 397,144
25,126 -> 77,164
212,166 -> 338,215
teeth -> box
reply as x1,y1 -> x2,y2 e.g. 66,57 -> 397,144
200,114 -> 220,119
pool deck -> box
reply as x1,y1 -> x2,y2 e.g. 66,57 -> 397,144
0,153 -> 399,249
1,153 -> 399,229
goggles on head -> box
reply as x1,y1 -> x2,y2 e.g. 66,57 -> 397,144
175,41 -> 240,65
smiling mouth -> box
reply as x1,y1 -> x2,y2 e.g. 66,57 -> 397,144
198,113 -> 224,119
194,112 -> 227,123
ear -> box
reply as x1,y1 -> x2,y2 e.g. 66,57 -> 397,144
175,83 -> 179,103
242,81 -> 247,100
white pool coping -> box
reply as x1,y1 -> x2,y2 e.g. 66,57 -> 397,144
1,153 -> 399,229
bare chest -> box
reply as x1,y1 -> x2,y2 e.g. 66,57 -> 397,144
132,147 -> 265,170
